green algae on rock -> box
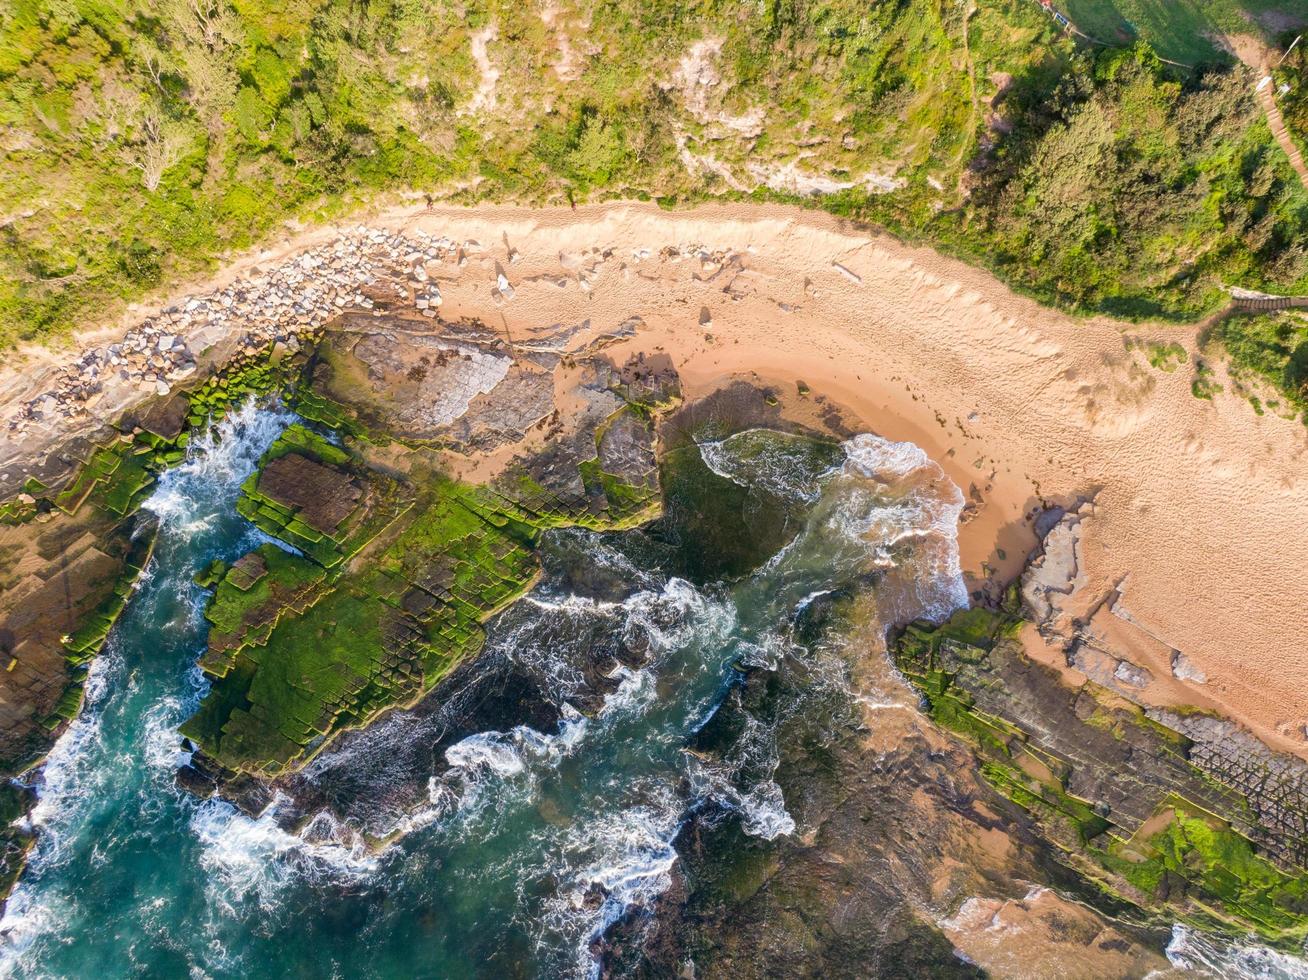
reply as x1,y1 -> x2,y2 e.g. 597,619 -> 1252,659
0,337 -> 318,912
891,600 -> 1308,947
180,335 -> 681,778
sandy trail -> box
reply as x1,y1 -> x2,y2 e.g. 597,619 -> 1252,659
2,200 -> 1306,757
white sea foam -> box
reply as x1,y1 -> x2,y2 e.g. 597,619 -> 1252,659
22,647 -> 123,844
601,666 -> 657,716
730,633 -> 793,671
697,428 -> 840,502
735,779 -> 796,839
439,710 -> 590,826
446,732 -> 531,778
0,640 -> 132,969
841,432 -> 932,482
833,433 -> 969,623
542,784 -> 683,980
622,577 -> 735,657
191,794 -> 377,915
145,397 -> 292,531
1165,923 -> 1308,979
141,695 -> 193,774
686,747 -> 797,843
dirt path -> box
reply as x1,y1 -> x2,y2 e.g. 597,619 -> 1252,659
1227,34 -> 1308,193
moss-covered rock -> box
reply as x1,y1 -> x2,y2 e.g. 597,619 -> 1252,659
183,391 -> 673,777
891,602 -> 1308,946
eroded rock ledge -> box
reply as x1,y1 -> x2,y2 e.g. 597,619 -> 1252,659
889,512 -> 1308,948
172,322 -> 678,792
2,305 -> 1307,955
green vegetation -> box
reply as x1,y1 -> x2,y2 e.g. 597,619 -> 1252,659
199,543 -> 328,664
1192,359 -> 1224,399
1099,801 -> 1308,939
1273,27 -> 1308,159
184,462 -> 546,772
2,0 -> 1305,354
184,377 -> 670,774
234,422 -> 408,568
892,600 -> 1308,945
1061,0 -> 1298,67
1209,311 -> 1308,420
1132,338 -> 1188,371
912,46 -> 1308,320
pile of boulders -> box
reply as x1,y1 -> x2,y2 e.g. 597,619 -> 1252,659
8,227 -> 486,437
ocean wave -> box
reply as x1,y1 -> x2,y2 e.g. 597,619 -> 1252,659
145,398 -> 292,532
688,753 -> 796,842
697,428 -> 839,503
21,646 -> 125,847
834,433 -> 969,623
541,783 -> 684,980
191,794 -> 377,916
841,432 -> 932,482
438,709 -> 590,830
622,578 -> 736,658
1165,924 -> 1308,979
140,694 -> 195,776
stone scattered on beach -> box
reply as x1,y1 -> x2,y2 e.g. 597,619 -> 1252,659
7,227 -> 486,438
1171,650 -> 1207,684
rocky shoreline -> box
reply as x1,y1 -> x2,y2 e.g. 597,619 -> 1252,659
2,205 -> 1307,966
0,226 -> 509,497
4,314 -> 1308,965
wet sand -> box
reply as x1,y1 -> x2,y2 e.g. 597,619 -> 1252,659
3,200 -> 1306,759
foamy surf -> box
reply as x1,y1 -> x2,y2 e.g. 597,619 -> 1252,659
191,794 -> 378,916
542,785 -> 684,980
0,415 -> 1065,980
1165,924 -> 1308,979
144,398 -> 293,532
836,432 -> 969,622
697,427 -> 842,502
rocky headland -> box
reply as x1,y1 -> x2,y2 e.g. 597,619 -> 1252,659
1,202 -> 1307,972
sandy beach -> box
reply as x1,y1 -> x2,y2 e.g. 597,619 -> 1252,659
2,199 -> 1306,758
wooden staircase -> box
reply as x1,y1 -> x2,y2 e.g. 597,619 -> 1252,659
1231,294 -> 1308,312
1257,79 -> 1308,193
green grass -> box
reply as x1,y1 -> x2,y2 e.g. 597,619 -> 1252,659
1138,339 -> 1188,371
0,0 -> 1305,356
1210,312 -> 1308,420
1060,0 -> 1301,67
1192,360 -> 1224,399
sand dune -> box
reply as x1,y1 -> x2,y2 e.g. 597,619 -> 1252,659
2,200 -> 1305,756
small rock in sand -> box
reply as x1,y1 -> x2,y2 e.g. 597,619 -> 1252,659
1171,651 -> 1207,684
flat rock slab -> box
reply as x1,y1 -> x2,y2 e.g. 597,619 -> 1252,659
328,328 -> 512,439
257,453 -> 361,535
